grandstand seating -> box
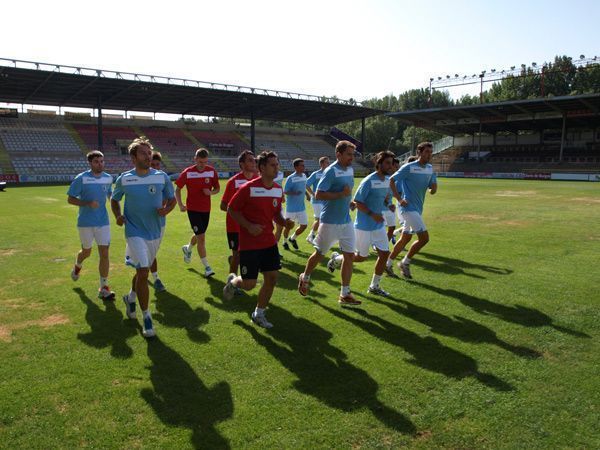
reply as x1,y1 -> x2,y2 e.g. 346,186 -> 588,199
11,156 -> 88,175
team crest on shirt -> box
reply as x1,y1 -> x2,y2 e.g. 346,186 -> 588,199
241,266 -> 247,275
148,185 -> 157,194
102,185 -> 108,192
205,178 -> 210,184
273,199 -> 278,207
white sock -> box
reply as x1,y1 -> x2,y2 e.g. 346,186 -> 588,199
335,254 -> 344,265
151,272 -> 159,281
386,258 -> 393,268
75,261 -> 82,268
201,257 -> 209,268
232,276 -> 243,288
142,309 -> 151,319
341,285 -> 351,296
402,256 -> 412,265
302,273 -> 310,281
290,233 -> 297,240
254,307 -> 265,316
128,289 -> 137,303
371,274 -> 381,288
100,277 -> 108,288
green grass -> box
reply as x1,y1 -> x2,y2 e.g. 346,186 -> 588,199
0,179 -> 599,449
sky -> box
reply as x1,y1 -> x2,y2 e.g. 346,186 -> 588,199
1,0 -> 598,107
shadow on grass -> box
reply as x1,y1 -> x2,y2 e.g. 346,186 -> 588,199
154,290 -> 210,344
415,252 -> 513,278
234,305 -> 416,435
142,338 -> 233,449
315,301 -> 514,392
74,287 -> 137,359
412,281 -> 590,338
370,296 -> 541,358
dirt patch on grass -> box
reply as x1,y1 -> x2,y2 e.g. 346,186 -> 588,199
0,248 -> 19,257
0,313 -> 70,343
454,214 -> 499,221
33,196 -> 59,203
572,197 -> 600,205
1,298 -> 44,310
495,190 -> 537,197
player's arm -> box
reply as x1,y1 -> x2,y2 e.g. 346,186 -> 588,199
110,199 -> 125,226
175,186 -> 186,212
354,200 -> 384,223
429,183 -> 438,195
68,196 -> 99,208
389,178 -> 402,203
157,197 -> 177,217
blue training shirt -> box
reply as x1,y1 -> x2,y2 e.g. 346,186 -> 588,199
67,170 -> 113,227
111,169 -> 175,240
354,171 -> 391,231
390,161 -> 437,214
316,161 -> 354,225
306,169 -> 325,205
284,172 -> 307,213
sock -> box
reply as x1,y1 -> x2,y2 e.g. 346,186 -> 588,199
386,258 -> 393,268
254,307 -> 265,316
128,289 -> 137,303
402,256 -> 412,265
75,261 -> 82,268
290,233 -> 297,240
232,276 -> 243,288
302,273 -> 311,281
341,285 -> 351,296
100,277 -> 108,288
201,257 -> 209,268
151,272 -> 159,281
371,274 -> 381,288
142,309 -> 152,320
335,254 -> 344,265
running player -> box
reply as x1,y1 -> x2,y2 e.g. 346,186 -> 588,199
298,140 -> 360,307
305,156 -> 330,245
383,157 -> 400,243
386,142 -> 437,279
67,150 -> 115,300
176,148 -> 220,277
223,151 -> 292,328
111,137 -> 176,338
220,150 -> 257,275
149,151 -> 166,292
273,168 -> 285,245
328,151 -> 395,296
282,158 -> 308,251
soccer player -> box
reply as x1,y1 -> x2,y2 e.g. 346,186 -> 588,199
149,151 -> 166,292
220,150 -> 257,275
305,156 -> 330,245
223,151 -> 292,328
67,150 -> 115,300
328,151 -> 395,296
386,142 -> 437,279
383,157 -> 401,243
297,140 -> 360,307
282,158 -> 308,250
176,148 -> 220,277
273,168 -> 286,244
111,137 -> 176,338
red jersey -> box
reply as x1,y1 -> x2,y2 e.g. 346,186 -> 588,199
222,171 -> 258,232
228,178 -> 283,251
175,164 -> 220,212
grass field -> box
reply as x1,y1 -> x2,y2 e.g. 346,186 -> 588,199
0,178 -> 599,449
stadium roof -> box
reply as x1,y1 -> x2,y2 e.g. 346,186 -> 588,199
386,93 -> 600,135
0,58 -> 383,126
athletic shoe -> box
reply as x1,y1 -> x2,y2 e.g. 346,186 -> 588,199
204,266 -> 215,278
98,286 -> 115,300
234,287 -> 243,296
327,251 -> 340,273
384,262 -> 396,277
71,265 -> 81,281
399,261 -> 413,279
338,293 -> 362,307
251,312 -> 273,329
153,278 -> 166,292
223,273 -> 236,300
298,273 -> 310,296
122,294 -> 136,319
282,241 -> 290,251
181,245 -> 192,264
142,315 -> 156,338
367,285 -> 390,297
289,238 -> 299,250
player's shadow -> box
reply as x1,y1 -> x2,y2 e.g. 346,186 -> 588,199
370,295 -> 541,358
412,281 -> 590,338
141,338 -> 233,449
418,252 -> 513,278
74,287 -> 137,359
153,290 -> 210,344
315,301 -> 513,392
234,306 -> 416,434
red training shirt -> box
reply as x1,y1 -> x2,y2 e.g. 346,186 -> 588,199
221,171 -> 258,232
175,164 -> 220,212
228,177 -> 283,251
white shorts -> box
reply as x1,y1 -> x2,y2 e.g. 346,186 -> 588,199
78,225 -> 110,248
400,211 -> 427,234
284,210 -> 308,226
396,208 -> 403,224
125,236 -> 162,269
383,210 -> 396,227
314,222 -> 355,254
355,228 -> 389,257
312,203 -> 323,219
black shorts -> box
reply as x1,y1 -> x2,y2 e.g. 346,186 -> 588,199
187,211 -> 210,235
227,232 -> 239,251
239,245 -> 281,280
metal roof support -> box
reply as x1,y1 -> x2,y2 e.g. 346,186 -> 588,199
412,127 -> 416,155
477,122 -> 482,161
361,117 -> 365,154
250,109 -> 255,153
560,114 -> 566,162
97,95 -> 103,151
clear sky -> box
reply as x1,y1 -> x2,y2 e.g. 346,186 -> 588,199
1,0 -> 598,103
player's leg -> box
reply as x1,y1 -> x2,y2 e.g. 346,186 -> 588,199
338,223 -> 360,306
298,222 -> 333,295
368,229 -> 391,296
72,227 -> 93,280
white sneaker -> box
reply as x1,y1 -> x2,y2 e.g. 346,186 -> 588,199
367,285 -> 390,297
71,265 -> 81,281
399,261 -> 413,279
204,266 -> 215,277
181,245 -> 192,264
122,294 -> 136,319
142,315 -> 156,338
327,251 -> 340,273
384,261 -> 396,277
223,273 -> 236,300
251,312 -> 273,329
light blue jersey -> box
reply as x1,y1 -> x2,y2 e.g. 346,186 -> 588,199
67,170 -> 113,227
354,172 -> 391,231
306,169 -> 325,205
112,169 -> 175,240
316,161 -> 354,225
391,161 -> 437,214
284,172 -> 307,213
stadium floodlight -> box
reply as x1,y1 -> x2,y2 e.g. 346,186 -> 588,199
430,77 -> 434,81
